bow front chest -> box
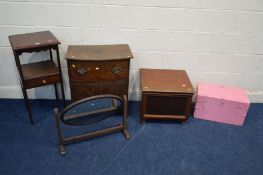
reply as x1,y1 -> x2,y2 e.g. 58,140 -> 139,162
65,45 -> 133,102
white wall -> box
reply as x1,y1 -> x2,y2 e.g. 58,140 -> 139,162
0,0 -> 263,102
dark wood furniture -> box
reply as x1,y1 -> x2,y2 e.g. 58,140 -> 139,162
9,31 -> 66,124
54,94 -> 130,156
140,69 -> 194,124
65,44 -> 133,102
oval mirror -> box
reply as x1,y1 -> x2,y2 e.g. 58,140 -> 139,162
61,95 -> 123,125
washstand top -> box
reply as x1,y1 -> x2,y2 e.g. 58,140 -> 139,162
9,31 -> 60,51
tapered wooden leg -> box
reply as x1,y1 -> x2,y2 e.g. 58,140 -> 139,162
60,83 -> 66,107
123,95 -> 130,139
54,83 -> 59,100
49,49 -> 59,102
54,108 -> 66,156
21,87 -> 34,125
13,51 -> 34,124
55,47 -> 66,107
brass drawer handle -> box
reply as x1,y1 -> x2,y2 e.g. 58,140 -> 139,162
112,67 -> 121,74
42,79 -> 47,84
76,68 -> 87,75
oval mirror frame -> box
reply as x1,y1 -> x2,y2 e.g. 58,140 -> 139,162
60,95 -> 123,126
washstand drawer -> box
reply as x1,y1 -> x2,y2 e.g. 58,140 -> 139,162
24,75 -> 60,89
68,60 -> 129,83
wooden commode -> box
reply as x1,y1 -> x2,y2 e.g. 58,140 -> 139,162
65,45 -> 133,102
140,69 -> 194,124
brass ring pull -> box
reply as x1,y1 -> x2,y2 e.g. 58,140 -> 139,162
112,67 -> 121,74
77,68 -> 87,75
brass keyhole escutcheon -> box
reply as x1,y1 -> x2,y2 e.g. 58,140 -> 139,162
72,64 -> 76,68
42,79 -> 47,84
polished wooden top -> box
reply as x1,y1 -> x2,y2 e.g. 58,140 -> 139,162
9,31 -> 60,51
65,44 -> 133,61
140,69 -> 194,94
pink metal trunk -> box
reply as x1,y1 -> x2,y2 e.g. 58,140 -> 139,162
194,82 -> 250,126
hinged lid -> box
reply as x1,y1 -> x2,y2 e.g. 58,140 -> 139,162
65,44 -> 133,61
197,82 -> 249,104
140,69 -> 194,94
9,31 -> 60,51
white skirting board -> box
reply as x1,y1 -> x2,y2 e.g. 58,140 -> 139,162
0,85 -> 263,103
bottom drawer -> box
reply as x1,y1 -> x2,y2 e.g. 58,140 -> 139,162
70,80 -> 128,102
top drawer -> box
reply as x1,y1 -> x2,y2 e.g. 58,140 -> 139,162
68,60 -> 130,83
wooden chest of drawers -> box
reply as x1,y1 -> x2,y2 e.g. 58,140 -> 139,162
65,45 -> 133,102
